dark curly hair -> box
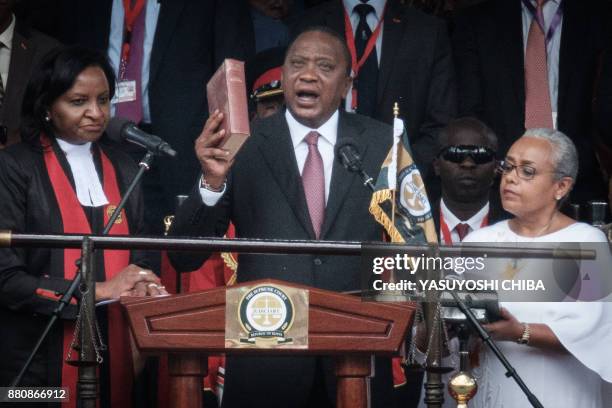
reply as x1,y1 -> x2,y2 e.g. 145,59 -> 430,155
20,46 -> 116,146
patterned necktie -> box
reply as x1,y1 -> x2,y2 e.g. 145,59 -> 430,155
524,0 -> 553,129
302,131 -> 325,239
455,223 -> 470,242
115,5 -> 145,123
353,1 -> 378,117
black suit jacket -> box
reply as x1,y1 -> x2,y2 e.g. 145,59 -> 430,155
47,0 -> 242,205
172,109 -> 391,289
170,109 -> 394,407
452,0 -> 610,203
294,0 -> 457,178
0,22 -> 59,146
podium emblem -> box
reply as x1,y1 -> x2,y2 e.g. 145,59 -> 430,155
226,283 -> 308,348
240,285 -> 294,342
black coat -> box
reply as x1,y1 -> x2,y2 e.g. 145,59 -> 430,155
0,138 -> 147,398
170,109 -> 395,407
293,0 -> 457,178
45,0 -> 246,208
451,0 -> 610,204
0,21 -> 59,146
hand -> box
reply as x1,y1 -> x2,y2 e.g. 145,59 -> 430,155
195,110 -> 235,189
482,307 -> 524,342
95,264 -> 160,301
129,280 -> 169,297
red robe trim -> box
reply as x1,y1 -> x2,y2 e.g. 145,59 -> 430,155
42,135 -> 132,408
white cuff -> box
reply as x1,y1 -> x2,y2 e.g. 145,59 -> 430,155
198,176 -> 226,206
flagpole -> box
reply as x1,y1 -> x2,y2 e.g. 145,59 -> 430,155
391,103 -> 399,230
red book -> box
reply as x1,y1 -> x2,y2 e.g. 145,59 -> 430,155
206,59 -> 250,161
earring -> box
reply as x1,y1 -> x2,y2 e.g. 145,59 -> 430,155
44,113 -> 50,122
555,196 -> 562,201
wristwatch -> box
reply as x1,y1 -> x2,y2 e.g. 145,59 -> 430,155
517,323 -> 530,345
200,175 -> 225,192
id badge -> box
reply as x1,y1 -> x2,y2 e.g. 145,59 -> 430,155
113,80 -> 138,104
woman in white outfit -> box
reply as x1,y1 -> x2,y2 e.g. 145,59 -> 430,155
461,129 -> 612,408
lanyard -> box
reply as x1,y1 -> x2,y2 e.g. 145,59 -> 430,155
120,0 -> 146,71
521,0 -> 564,46
440,210 -> 489,244
343,5 -> 385,110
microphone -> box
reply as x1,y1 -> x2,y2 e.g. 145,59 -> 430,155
335,137 -> 362,172
335,137 -> 375,190
106,117 -> 177,157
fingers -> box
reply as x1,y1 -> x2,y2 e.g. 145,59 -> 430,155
131,281 -> 147,297
200,147 -> 231,161
146,282 -> 162,296
133,268 -> 160,284
201,110 -> 224,140
196,111 -> 226,150
145,283 -> 170,297
499,307 -> 512,319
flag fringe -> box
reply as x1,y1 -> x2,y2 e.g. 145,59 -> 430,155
369,189 -> 407,243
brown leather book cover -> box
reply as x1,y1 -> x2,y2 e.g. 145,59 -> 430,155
206,59 -> 250,161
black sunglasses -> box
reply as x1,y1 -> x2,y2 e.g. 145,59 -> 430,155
438,145 -> 496,165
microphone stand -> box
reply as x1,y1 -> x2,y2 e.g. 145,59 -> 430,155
338,139 -> 540,406
11,151 -> 155,389
339,158 -> 376,192
358,168 -> 375,191
449,290 -> 545,408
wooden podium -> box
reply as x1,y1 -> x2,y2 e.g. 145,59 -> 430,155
121,279 -> 414,408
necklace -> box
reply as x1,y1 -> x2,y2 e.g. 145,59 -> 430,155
510,213 -> 557,239
509,214 -> 556,269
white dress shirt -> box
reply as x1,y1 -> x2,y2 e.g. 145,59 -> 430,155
199,109 -> 340,207
0,15 -> 15,89
56,138 -> 109,207
343,0 -> 385,65
439,198 -> 489,244
108,0 -> 160,124
521,0 -> 562,127
342,0 -> 386,112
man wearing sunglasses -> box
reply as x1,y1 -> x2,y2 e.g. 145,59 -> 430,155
433,117 -> 506,244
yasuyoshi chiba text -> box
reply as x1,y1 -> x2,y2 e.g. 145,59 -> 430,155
372,279 -> 546,292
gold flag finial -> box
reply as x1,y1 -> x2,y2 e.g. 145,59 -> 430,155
393,102 -> 399,118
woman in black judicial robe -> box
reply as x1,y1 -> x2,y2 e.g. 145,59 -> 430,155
0,47 -> 164,407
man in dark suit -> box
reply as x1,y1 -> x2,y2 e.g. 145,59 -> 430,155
432,117 -> 506,244
171,27 -> 395,408
452,0 -> 610,206
293,0 -> 456,179
0,0 -> 58,147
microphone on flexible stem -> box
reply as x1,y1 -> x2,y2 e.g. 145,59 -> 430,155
335,137 -> 375,191
106,117 -> 178,158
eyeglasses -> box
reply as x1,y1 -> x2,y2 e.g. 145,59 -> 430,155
497,160 -> 561,181
438,145 -> 496,165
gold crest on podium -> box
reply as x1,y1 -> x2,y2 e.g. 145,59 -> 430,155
225,284 -> 308,349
